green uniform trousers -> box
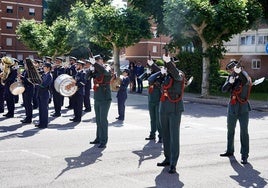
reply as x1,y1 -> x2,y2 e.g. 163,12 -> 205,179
227,111 -> 249,158
160,111 -> 182,166
148,102 -> 162,138
94,100 -> 111,145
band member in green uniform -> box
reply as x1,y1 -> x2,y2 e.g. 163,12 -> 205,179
220,60 -> 252,164
146,60 -> 162,143
89,55 -> 112,148
154,54 -> 185,174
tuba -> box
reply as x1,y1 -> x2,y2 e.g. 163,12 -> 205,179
0,57 -> 14,85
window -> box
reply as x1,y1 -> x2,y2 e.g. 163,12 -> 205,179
28,55 -> 34,59
258,35 -> 268,45
252,59 -> 261,69
6,22 -> 13,29
29,8 -> 35,16
240,35 -> 255,45
17,54 -> 23,61
152,45 -> 157,53
6,38 -> 12,46
19,7 -> 23,11
6,5 -> 13,13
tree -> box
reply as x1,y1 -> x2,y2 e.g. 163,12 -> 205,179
164,0 -> 263,97
16,19 -> 51,56
16,18 -> 74,57
84,1 -> 152,75
44,0 -> 110,25
128,0 -> 165,33
257,0 -> 268,22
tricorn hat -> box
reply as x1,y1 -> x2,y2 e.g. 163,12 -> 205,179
94,54 -> 103,61
226,60 -> 238,70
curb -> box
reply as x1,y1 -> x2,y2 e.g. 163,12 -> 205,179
129,89 -> 268,112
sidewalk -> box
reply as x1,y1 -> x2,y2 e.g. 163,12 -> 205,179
183,92 -> 268,112
138,87 -> 268,112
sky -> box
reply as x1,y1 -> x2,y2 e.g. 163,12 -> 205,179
111,0 -> 127,9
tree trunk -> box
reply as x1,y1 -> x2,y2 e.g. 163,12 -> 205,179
201,45 -> 210,98
113,45 -> 121,77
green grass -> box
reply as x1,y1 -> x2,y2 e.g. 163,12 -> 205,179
249,92 -> 268,101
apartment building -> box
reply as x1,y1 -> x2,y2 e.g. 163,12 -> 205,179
0,0 -> 43,61
221,26 -> 268,79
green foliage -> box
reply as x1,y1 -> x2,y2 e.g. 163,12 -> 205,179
251,79 -> 268,93
128,0 -> 165,33
16,19 -> 51,56
46,18 -> 73,56
44,0 -> 110,25
87,2 -> 152,49
176,51 -> 203,93
163,0 -> 263,96
155,59 -> 164,66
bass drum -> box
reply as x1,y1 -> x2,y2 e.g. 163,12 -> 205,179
9,81 -> 25,95
54,74 -> 77,97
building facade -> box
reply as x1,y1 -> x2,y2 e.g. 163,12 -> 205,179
221,26 -> 268,79
0,0 -> 43,61
125,26 -> 171,65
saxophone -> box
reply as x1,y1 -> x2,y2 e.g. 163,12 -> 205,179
0,57 -> 15,85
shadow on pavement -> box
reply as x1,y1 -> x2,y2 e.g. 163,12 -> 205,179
132,140 -> 162,168
228,156 -> 267,187
152,168 -> 184,188
54,146 -> 104,180
0,128 -> 42,141
0,121 -> 24,133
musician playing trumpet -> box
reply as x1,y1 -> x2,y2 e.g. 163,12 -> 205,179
69,60 -> 86,122
115,69 -> 130,121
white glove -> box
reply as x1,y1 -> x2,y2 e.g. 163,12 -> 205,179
228,76 -> 235,84
89,57 -> 95,65
162,54 -> 171,63
161,67 -> 167,75
146,68 -> 151,74
147,59 -> 154,66
234,66 -> 241,74
89,65 -> 95,71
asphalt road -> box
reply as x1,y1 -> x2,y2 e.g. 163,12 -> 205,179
0,92 -> 268,188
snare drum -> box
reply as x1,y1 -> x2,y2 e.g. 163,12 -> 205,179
9,81 -> 25,95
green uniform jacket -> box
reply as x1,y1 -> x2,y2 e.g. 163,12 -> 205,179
222,70 -> 252,115
93,63 -> 112,101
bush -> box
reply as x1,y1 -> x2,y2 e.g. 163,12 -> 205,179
251,79 -> 268,93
